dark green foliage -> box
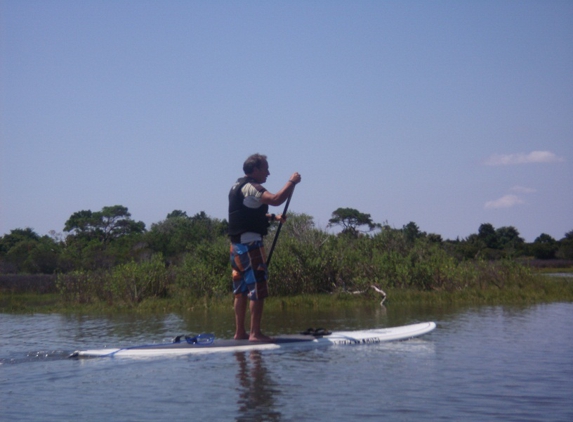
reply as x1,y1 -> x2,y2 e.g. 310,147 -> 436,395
402,221 -> 425,243
172,237 -> 231,298
60,205 -> 147,271
3,205 -> 571,309
478,223 -> 498,249
57,254 -> 170,305
0,228 -> 61,273
56,269 -> 110,304
0,228 -> 40,251
106,254 -> 170,304
495,226 -> 525,257
531,233 -> 559,259
452,224 -> 526,260
63,210 -> 98,242
0,274 -> 57,294
557,230 -> 573,260
64,205 -> 145,244
265,217 -> 538,296
144,211 -> 227,261
327,207 -> 380,237
265,213 -> 333,295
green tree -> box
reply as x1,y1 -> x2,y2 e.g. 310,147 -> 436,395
166,210 -> 188,219
62,205 -> 146,270
187,211 -> 227,243
145,210 -> 227,260
0,228 -> 61,273
427,233 -> 443,243
64,205 -> 145,244
532,233 -> 558,259
0,228 -> 40,253
496,226 -> 524,254
535,233 -> 556,243
99,205 -> 145,243
280,213 -> 325,245
557,230 -> 573,260
454,234 -> 485,259
328,208 -> 379,237
63,210 -> 101,242
402,222 -> 425,243
478,223 -> 498,249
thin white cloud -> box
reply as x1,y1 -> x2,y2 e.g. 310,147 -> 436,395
484,194 -> 524,210
484,150 -> 564,166
511,185 -> 536,194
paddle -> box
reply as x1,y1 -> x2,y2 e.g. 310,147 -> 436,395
266,187 -> 294,267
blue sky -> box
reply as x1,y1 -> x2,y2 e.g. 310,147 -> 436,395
1,0 -> 571,242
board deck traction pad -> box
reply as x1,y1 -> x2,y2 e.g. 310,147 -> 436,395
70,321 -> 436,358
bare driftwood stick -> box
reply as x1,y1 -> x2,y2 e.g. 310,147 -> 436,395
343,284 -> 387,306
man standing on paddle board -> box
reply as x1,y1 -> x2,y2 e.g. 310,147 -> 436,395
228,154 -> 301,341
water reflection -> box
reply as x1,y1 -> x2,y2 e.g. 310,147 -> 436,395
1,304 -> 572,421
235,351 -> 281,421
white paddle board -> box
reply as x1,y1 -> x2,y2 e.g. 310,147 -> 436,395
70,321 -> 436,358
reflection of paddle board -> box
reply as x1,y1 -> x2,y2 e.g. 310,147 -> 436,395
70,321 -> 436,358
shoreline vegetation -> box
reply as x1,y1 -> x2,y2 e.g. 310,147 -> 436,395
1,211 -> 572,314
1,267 -> 572,315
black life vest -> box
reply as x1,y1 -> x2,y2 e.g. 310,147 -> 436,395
228,177 -> 269,238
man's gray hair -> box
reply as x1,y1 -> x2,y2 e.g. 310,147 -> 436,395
243,154 -> 267,175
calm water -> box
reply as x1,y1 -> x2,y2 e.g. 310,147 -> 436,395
1,302 -> 572,421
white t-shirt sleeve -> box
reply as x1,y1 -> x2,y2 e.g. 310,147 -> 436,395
241,183 -> 266,209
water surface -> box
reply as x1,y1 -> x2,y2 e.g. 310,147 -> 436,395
1,302 -> 571,421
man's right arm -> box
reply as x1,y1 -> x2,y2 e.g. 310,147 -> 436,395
260,172 -> 301,206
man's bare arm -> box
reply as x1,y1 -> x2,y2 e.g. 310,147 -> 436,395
260,172 -> 301,206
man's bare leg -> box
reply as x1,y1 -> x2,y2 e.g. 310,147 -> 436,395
249,298 -> 272,341
234,295 -> 249,340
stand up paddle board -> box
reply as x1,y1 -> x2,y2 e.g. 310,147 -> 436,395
70,322 -> 436,358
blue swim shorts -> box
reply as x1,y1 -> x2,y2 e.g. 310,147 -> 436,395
230,241 -> 269,300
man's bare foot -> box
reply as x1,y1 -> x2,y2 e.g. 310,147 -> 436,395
249,333 -> 273,342
234,332 -> 250,340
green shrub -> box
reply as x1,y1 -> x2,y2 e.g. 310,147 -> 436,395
106,254 -> 170,304
56,269 -> 110,304
173,239 -> 230,298
55,214 -> 540,306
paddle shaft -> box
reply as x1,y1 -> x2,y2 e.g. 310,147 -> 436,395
266,188 -> 294,267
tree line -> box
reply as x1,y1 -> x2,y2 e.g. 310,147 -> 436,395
1,205 -> 572,276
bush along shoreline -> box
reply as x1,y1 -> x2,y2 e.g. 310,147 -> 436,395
1,215 -> 572,313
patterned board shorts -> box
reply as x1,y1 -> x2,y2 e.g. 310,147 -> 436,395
230,241 -> 269,300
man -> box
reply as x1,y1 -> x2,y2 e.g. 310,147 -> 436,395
228,153 -> 301,341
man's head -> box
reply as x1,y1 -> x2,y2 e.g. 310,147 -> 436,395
243,153 -> 270,183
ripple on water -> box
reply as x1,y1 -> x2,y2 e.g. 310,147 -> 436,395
1,303 -> 572,422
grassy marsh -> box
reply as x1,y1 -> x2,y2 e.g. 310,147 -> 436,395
2,273 -> 571,315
